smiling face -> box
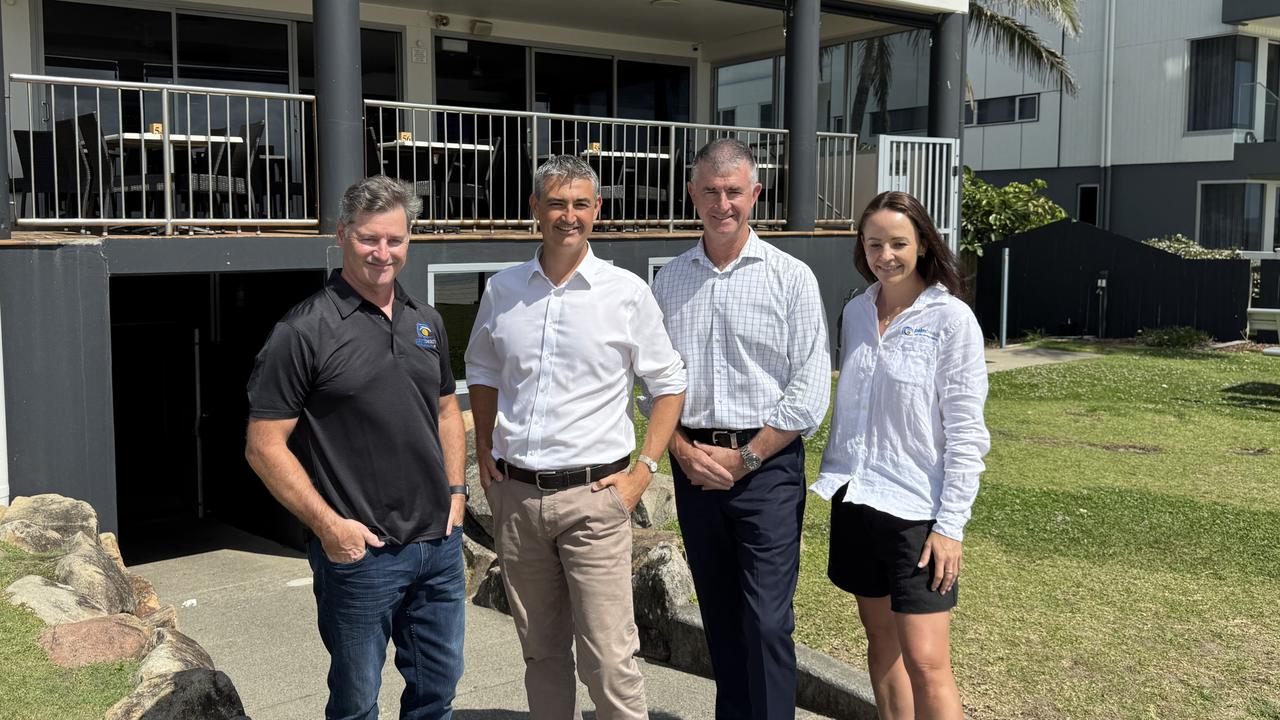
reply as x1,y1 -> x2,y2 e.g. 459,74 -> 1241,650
861,209 -> 926,289
688,161 -> 761,246
530,177 -> 601,256
337,206 -> 409,301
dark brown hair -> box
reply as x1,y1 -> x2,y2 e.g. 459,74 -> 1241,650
854,190 -> 965,297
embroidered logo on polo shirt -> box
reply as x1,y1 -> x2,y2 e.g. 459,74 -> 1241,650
415,322 -> 438,349
901,326 -> 936,340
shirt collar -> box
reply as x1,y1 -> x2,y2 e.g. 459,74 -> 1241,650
864,281 -> 950,309
325,269 -> 414,319
691,228 -> 764,270
526,244 -> 602,288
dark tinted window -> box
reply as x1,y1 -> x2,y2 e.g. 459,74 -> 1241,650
296,25 -> 402,100
1187,35 -> 1256,131
617,60 -> 690,122
435,37 -> 526,110
177,14 -> 289,92
43,0 -> 172,83
1077,185 -> 1099,225
977,96 -> 1016,125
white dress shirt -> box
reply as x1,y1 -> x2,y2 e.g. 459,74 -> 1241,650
650,230 -> 830,434
465,246 -> 687,470
810,282 -> 990,541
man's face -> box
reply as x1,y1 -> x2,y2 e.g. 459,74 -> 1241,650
530,178 -> 601,254
337,207 -> 410,297
688,161 -> 761,244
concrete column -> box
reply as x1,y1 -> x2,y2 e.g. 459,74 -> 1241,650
783,0 -> 819,232
314,0 -> 363,234
0,8 -> 12,240
928,11 -> 965,140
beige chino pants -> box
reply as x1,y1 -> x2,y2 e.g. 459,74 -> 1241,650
487,475 -> 647,720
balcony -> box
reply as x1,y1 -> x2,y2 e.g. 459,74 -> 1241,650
6,75 -> 859,238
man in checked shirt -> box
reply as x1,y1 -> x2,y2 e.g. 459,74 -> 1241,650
650,138 -> 831,719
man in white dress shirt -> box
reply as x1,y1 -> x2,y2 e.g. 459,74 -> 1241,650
650,138 -> 830,719
465,155 -> 687,719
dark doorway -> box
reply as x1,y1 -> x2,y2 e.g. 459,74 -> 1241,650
111,270 -> 324,561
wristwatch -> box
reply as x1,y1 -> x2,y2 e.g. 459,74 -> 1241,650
739,445 -> 762,472
636,455 -> 659,473
448,484 -> 469,500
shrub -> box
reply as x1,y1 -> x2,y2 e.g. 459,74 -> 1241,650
1136,326 -> 1211,349
960,167 -> 1067,256
1143,234 -> 1259,299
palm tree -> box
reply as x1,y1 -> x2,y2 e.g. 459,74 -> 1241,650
851,0 -> 1082,136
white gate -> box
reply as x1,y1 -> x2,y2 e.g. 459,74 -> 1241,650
876,136 -> 961,252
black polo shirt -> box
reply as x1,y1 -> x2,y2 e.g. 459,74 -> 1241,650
247,270 -> 456,545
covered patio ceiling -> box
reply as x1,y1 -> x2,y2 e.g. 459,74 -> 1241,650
368,0 -> 961,57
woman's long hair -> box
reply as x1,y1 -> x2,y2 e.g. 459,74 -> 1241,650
854,191 -> 966,297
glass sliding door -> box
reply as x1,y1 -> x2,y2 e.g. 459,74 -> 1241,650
1266,42 -> 1278,143
617,60 -> 690,123
1199,182 -> 1264,251
716,58 -> 776,128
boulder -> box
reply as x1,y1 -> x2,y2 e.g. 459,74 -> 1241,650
55,532 -> 136,615
0,501 -> 7,524
105,669 -> 245,720
463,430 -> 496,549
135,628 -> 215,684
40,613 -> 152,668
130,573 -> 162,617
630,474 -> 677,529
142,604 -> 180,631
631,531 -> 698,665
100,532 -> 127,573
472,560 -> 510,615
0,519 -> 65,553
0,494 -> 97,540
5,575 -> 106,625
462,535 -> 497,597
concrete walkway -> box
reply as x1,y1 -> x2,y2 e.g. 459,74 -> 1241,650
984,343 -> 1097,373
133,522 -> 833,720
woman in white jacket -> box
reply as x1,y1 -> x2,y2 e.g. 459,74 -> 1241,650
812,191 -> 990,720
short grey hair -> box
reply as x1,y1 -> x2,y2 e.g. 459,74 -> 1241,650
532,155 -> 600,200
690,138 -> 758,185
338,175 -> 422,229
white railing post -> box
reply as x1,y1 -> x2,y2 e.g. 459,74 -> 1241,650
161,88 -> 174,235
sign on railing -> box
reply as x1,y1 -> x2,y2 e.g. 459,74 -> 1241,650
7,74 -> 317,234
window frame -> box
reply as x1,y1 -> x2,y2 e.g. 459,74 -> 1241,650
1194,179 -> 1277,256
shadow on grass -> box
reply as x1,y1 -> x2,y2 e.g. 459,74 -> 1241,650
1221,382 -> 1280,414
970,483 -> 1280,580
455,713 -> 683,720
1036,340 -> 1233,361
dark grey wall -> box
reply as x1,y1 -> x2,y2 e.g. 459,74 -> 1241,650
1,245 -> 117,529
978,153 -> 1280,242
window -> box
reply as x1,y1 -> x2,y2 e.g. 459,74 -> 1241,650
1197,182 -> 1265,251
648,257 -> 676,284
427,263 -> 522,387
870,105 -> 928,135
964,94 -> 1040,126
1077,184 -> 1099,226
716,58 -> 777,128
1266,42 -> 1278,142
618,60 -> 691,123
1187,35 -> 1257,131
435,38 -> 527,111
1017,95 -> 1039,122
818,44 -> 846,133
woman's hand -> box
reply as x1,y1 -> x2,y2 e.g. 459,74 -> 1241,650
918,531 -> 963,595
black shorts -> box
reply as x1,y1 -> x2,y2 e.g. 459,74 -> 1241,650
827,484 -> 958,614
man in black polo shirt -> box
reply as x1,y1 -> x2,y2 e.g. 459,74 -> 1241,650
245,175 -> 467,720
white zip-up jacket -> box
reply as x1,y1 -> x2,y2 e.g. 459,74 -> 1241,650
810,282 -> 990,541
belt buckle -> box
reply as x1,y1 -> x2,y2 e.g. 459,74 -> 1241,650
534,470 -> 558,493
711,430 -> 739,449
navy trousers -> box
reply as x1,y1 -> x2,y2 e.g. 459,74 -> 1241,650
673,438 -> 806,720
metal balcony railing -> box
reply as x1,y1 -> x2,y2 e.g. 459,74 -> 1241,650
365,99 -> 859,232
6,74 -> 317,234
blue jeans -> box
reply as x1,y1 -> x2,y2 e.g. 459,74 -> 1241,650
308,531 -> 466,720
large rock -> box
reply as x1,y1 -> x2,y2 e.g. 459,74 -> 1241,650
5,575 -> 106,625
462,535 -> 497,597
631,531 -> 699,665
105,669 -> 245,720
472,560 -> 510,615
40,613 -> 152,668
0,502 -> 7,524
463,430 -> 496,549
100,532 -> 126,573
0,519 -> 65,553
55,532 -> 136,615
0,494 -> 97,540
136,628 -> 215,684
142,603 -> 179,631
130,573 -> 162,617
630,474 -> 677,529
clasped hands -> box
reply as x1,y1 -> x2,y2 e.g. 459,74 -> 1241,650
674,439 -> 747,491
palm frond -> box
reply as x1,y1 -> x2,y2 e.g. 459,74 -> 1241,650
970,3 -> 1079,96
976,0 -> 1082,38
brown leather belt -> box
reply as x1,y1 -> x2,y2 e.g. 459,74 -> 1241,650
497,457 -> 630,492
682,426 -> 761,449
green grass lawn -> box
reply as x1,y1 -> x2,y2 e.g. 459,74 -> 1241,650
0,543 -> 138,720
639,342 -> 1279,719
